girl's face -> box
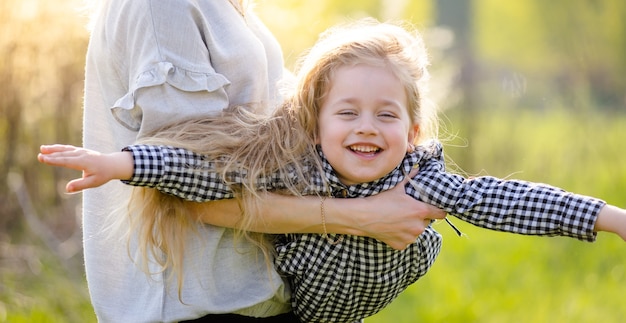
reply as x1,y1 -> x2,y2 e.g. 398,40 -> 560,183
317,64 -> 418,186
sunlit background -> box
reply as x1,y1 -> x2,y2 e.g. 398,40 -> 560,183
1,0 -> 625,322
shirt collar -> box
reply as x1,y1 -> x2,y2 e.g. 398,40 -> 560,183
315,142 -> 438,198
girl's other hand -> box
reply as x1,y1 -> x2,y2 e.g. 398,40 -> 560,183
38,144 -> 133,192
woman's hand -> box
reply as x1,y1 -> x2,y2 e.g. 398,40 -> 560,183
340,170 -> 447,249
38,144 -> 134,193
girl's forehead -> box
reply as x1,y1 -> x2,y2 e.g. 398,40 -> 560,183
326,60 -> 391,82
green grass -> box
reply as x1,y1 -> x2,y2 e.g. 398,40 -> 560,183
0,241 -> 95,323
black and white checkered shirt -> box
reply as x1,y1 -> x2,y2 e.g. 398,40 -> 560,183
122,141 -> 604,323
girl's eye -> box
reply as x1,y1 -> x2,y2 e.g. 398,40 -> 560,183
379,112 -> 398,119
338,110 -> 357,116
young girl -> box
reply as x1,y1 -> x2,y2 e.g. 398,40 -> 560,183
39,19 -> 626,323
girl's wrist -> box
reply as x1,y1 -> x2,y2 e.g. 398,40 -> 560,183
109,151 -> 134,180
594,204 -> 626,239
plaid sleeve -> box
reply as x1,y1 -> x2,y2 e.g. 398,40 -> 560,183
121,144 -> 235,202
407,143 -> 605,242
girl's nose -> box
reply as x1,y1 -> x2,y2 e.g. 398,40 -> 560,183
355,115 -> 379,135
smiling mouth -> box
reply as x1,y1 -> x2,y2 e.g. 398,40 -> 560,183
349,145 -> 381,154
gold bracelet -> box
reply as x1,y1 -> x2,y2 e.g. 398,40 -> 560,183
320,196 -> 343,245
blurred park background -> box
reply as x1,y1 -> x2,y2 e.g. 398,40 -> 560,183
1,0 -> 625,322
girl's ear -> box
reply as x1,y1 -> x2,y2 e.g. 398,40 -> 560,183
407,124 -> 419,152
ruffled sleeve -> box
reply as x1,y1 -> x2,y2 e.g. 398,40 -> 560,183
111,61 -> 230,132
102,0 -> 284,139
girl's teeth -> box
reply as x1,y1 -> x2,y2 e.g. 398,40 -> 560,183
350,146 -> 379,153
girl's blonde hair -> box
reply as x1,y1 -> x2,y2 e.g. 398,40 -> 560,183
126,18 -> 437,300
126,104 -> 317,301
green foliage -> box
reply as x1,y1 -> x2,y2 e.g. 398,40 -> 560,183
0,0 -> 86,238
256,0 -> 433,69
474,0 -> 626,111
446,107 -> 626,202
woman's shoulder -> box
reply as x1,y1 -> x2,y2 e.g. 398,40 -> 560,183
110,0 -> 223,22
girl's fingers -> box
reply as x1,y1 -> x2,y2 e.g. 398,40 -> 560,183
66,178 -> 87,193
39,144 -> 79,154
37,153 -> 88,171
67,175 -> 106,192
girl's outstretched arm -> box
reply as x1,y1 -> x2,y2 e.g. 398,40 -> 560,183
39,144 -> 445,249
38,144 -> 133,193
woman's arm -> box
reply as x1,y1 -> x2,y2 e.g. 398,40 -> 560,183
191,184 -> 444,250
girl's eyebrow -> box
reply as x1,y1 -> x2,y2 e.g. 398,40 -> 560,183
332,97 -> 405,108
379,99 -> 405,108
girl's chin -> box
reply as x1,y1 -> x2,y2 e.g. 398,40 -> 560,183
338,173 -> 385,186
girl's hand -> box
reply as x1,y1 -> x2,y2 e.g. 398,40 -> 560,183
38,144 -> 134,193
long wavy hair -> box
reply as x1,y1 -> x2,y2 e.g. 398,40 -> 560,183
125,18 -> 438,300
